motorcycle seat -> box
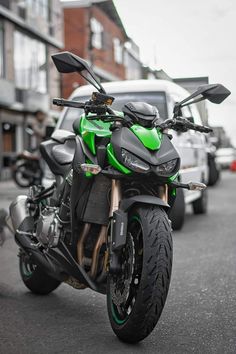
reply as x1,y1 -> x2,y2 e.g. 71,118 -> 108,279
51,139 -> 75,165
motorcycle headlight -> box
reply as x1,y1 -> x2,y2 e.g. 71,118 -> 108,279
121,149 -> 150,173
155,159 -> 178,175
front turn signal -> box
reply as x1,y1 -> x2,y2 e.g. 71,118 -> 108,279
80,163 -> 101,175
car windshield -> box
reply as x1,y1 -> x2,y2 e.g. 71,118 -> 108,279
60,91 -> 167,131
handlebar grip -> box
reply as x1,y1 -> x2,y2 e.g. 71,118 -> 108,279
192,124 -> 213,133
52,98 -> 85,109
53,98 -> 64,106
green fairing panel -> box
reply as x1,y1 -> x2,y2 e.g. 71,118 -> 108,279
168,173 -> 178,196
168,172 -> 179,183
74,113 -> 112,155
107,143 -> 131,174
130,125 -> 162,151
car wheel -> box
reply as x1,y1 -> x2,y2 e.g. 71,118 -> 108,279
169,188 -> 185,230
208,155 -> 220,186
192,188 -> 208,214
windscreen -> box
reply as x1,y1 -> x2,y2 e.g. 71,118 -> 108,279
60,91 -> 167,131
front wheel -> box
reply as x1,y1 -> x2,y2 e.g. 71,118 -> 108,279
107,206 -> 173,343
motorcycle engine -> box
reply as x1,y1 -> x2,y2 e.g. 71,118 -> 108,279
36,207 -> 60,248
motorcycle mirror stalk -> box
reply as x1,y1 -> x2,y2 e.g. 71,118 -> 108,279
171,180 -> 207,191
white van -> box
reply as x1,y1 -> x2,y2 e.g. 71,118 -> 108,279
49,80 -> 209,230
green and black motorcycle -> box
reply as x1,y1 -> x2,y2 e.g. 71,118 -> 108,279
10,52 -> 230,343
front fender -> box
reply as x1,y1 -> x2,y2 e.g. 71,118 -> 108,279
109,195 -> 169,273
120,195 -> 170,212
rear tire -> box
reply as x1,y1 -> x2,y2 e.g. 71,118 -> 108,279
19,251 -> 61,295
192,189 -> 208,214
12,162 -> 32,188
169,188 -> 185,230
107,206 -> 173,343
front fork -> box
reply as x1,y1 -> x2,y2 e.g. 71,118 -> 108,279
109,180 -> 169,214
109,180 -> 122,217
159,184 -> 169,204
108,179 -> 125,273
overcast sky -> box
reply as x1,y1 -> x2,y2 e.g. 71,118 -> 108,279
62,0 -> 236,146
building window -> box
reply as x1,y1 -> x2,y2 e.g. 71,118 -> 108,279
17,0 -> 27,19
0,0 -> 10,9
27,0 -> 49,20
14,31 -> 47,93
0,21 -> 4,78
2,122 -> 16,153
113,38 -> 123,64
90,17 -> 103,49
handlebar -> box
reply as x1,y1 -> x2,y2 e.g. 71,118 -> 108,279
53,98 -> 212,134
157,117 -> 212,134
53,98 -> 108,115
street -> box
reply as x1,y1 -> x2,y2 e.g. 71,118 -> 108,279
0,173 -> 236,354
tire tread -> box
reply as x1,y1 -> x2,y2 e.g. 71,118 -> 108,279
107,206 -> 173,343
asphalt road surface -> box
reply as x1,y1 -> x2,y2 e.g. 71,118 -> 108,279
0,173 -> 236,354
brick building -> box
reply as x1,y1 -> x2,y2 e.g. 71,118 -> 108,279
62,0 -> 129,98
124,39 -> 143,81
0,0 -> 63,179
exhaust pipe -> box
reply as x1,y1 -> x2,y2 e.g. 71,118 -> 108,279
9,195 -> 29,231
9,196 -> 98,289
9,195 -> 64,281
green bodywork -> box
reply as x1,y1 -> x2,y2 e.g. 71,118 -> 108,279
107,143 -> 131,175
168,172 -> 179,183
74,113 -> 112,155
73,112 -> 162,157
73,112 -> 176,180
168,172 -> 179,196
130,125 -> 162,150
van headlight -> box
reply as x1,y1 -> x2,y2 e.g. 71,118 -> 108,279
155,159 -> 178,175
121,149 -> 150,173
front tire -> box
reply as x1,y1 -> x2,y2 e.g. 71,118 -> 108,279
19,251 -> 61,295
107,206 -> 173,343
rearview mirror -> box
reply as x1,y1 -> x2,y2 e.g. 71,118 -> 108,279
174,83 -> 231,117
52,51 -> 90,73
200,84 -> 231,104
51,51 -> 106,94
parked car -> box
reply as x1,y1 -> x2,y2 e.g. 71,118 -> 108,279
44,80 -> 209,230
215,147 -> 236,169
